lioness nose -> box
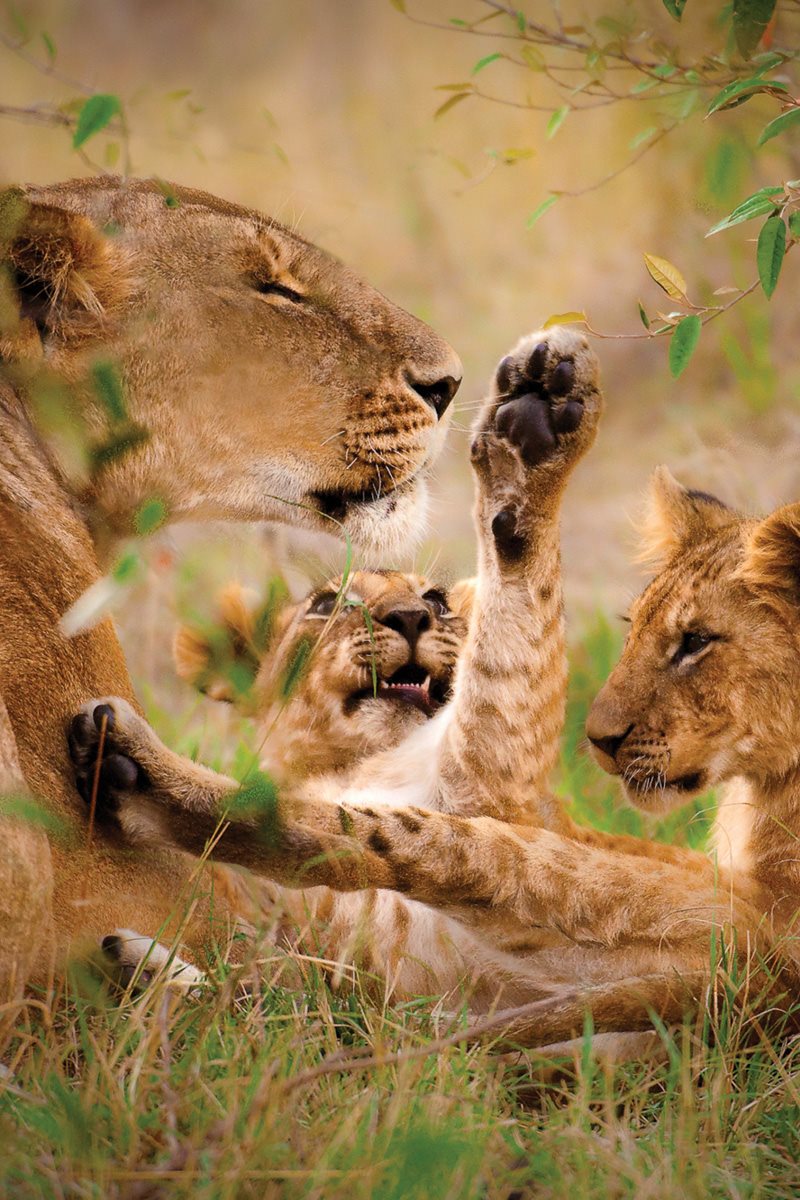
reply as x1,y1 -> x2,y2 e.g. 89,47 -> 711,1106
406,372 -> 461,420
587,725 -> 634,762
382,606 -> 431,648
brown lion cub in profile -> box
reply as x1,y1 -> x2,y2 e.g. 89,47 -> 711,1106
70,325 -> 603,1009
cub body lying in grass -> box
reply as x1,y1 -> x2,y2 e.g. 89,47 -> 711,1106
74,327 -> 800,1047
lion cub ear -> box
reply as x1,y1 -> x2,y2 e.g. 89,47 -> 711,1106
174,582 -> 288,708
738,503 -> 800,598
635,466 -> 736,570
447,578 -> 476,622
1,188 -> 132,354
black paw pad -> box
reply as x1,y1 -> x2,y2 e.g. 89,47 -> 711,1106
528,341 -> 548,383
549,359 -> 574,397
495,395 -> 557,467
491,508 -> 527,562
93,703 -> 116,733
102,934 -> 123,959
68,707 -> 141,816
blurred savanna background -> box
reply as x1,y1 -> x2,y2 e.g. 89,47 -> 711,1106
6,0 -> 800,627
5,3 -> 800,1195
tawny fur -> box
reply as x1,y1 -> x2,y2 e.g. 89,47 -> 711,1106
79,357 -> 800,1046
0,175 -> 459,997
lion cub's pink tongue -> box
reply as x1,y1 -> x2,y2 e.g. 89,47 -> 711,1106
379,675 -> 433,714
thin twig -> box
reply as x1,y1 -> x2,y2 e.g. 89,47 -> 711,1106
85,711 -> 108,854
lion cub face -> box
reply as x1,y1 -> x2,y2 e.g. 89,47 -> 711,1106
175,571 -> 472,780
6,178 -> 461,556
588,469 -> 800,811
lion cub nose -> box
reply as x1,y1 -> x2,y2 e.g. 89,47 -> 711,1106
381,606 -> 431,649
406,372 -> 461,420
586,725 -> 634,763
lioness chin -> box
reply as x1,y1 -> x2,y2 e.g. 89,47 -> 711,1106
0,175 -> 460,1000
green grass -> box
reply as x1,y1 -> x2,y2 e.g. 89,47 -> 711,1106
3,618 -> 800,1199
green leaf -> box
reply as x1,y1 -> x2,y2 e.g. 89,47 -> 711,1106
154,177 -> 181,207
637,301 -> 651,330
662,0 -> 687,19
91,360 -> 126,423
706,185 -> 782,236
643,253 -> 688,302
546,106 -> 569,138
134,497 -> 167,535
521,45 -> 544,70
112,551 -> 142,586
757,107 -> 800,146
706,76 -> 786,116
629,126 -> 657,150
40,31 -> 56,62
471,52 -> 502,76
543,311 -> 586,329
433,92 -> 471,120
516,10 -> 526,32
788,211 -> 800,238
281,637 -> 313,699
756,214 -> 786,298
732,0 -> 777,59
72,94 -> 120,149
0,792 -> 71,839
669,315 -> 702,379
526,196 -> 558,227
228,770 -> 280,842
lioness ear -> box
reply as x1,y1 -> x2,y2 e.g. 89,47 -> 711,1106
739,503 -> 800,596
0,188 -> 131,352
635,465 -> 735,569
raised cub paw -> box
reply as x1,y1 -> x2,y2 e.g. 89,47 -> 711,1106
474,325 -> 601,472
68,699 -> 147,818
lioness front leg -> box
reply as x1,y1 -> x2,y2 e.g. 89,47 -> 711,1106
438,328 -> 602,821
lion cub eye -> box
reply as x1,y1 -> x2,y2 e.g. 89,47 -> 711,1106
422,589 -> 450,618
307,592 -> 339,619
673,631 -> 717,664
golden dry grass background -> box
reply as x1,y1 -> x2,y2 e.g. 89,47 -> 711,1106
4,0 -> 800,688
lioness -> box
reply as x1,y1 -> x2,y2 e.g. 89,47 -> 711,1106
75,329 -> 800,1046
0,176 -> 460,1001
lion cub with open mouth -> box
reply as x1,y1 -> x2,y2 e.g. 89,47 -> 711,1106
71,326 -> 602,1008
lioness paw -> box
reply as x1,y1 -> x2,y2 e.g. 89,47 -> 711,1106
476,326 -> 601,471
68,698 -> 147,818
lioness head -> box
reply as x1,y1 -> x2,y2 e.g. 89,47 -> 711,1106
174,571 -> 473,781
1,177 -> 461,556
587,467 -> 800,812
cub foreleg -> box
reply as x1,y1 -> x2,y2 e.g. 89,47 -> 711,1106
437,327 -> 603,821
